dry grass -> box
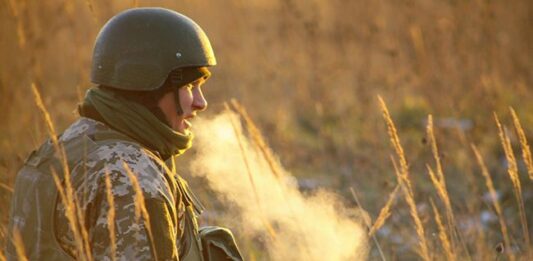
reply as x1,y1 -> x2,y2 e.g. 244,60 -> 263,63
426,116 -> 454,225
224,103 -> 278,241
0,247 -> 5,261
471,144 -> 513,260
495,114 -> 530,255
51,170 -> 90,261
122,162 -> 158,260
378,96 -> 431,261
510,108 -> 533,181
367,184 -> 399,238
430,199 -> 455,261
11,229 -> 27,261
104,170 -> 117,261
33,83 -> 92,261
1,0 -> 532,260
230,99 -> 284,181
349,186 -> 386,261
230,100 -> 320,260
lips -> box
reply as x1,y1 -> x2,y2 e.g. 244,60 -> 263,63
183,119 -> 192,129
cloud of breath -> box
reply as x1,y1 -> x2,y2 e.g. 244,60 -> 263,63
191,112 -> 368,261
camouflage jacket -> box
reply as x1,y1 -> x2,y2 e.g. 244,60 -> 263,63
51,117 -> 203,260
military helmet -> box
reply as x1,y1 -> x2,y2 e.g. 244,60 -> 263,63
91,8 -> 216,91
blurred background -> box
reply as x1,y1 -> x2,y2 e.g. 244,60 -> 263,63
0,0 -> 531,259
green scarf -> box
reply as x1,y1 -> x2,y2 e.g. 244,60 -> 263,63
82,87 -> 193,159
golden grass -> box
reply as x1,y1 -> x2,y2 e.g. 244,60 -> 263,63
0,183 -> 13,193
0,247 -> 5,261
426,116 -> 453,218
6,0 -> 26,49
378,96 -> 431,261
230,99 -> 283,181
104,170 -> 117,261
495,114 -> 530,251
51,170 -> 90,261
33,83 -> 92,261
122,162 -> 158,260
0,1 -> 530,259
430,199 -> 455,261
349,186 -> 386,261
471,144 -> 513,260
31,84 -> 61,154
224,103 -> 278,240
229,100 -> 321,260
1,88 -> 528,260
367,184 -> 399,238
510,108 -> 533,181
11,228 -> 27,261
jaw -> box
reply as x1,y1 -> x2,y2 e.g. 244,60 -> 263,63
172,116 -> 192,134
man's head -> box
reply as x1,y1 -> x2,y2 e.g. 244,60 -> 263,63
89,8 -> 216,132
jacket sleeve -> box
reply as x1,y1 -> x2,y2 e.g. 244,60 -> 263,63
88,180 -> 179,261
81,143 -> 180,261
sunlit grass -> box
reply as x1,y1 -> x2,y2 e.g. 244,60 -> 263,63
495,113 -> 530,255
122,162 -> 158,260
104,170 -> 117,261
378,95 -> 431,261
0,0 -> 531,260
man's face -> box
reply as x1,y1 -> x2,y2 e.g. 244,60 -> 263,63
157,79 -> 207,133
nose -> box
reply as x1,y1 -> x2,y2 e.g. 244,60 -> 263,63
192,87 -> 208,112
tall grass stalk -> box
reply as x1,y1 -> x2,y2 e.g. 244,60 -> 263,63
426,116 -> 455,228
494,114 -> 530,251
224,104 -> 278,240
367,184 -> 399,237
0,247 -> 6,261
122,162 -> 158,260
51,170 -> 90,261
430,199 -> 455,261
7,0 -> 26,48
427,116 -> 472,260
229,100 -> 316,259
350,186 -> 387,261
0,183 -> 13,193
378,96 -> 430,261
33,83 -> 92,260
509,108 -> 533,180
104,170 -> 117,261
229,100 -> 283,181
11,228 -> 27,261
471,144 -> 513,260
425,165 -> 464,259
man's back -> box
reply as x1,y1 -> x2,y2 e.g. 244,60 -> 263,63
8,117 -> 202,260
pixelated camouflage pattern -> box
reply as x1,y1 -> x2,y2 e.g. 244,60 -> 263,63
55,117 -> 192,260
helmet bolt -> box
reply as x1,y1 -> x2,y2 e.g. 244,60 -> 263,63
176,52 -> 182,58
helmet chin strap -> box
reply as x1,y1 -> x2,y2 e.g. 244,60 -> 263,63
169,69 -> 185,116
174,87 -> 184,115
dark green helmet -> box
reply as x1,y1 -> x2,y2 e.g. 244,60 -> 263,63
91,8 -> 216,91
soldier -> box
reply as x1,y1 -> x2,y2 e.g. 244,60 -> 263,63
6,8 -> 242,261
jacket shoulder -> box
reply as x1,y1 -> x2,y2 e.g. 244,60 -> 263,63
59,118 -> 172,200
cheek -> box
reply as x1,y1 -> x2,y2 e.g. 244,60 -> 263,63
157,92 -> 178,120
178,88 -> 194,112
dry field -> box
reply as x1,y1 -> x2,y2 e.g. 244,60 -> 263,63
0,0 -> 532,260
